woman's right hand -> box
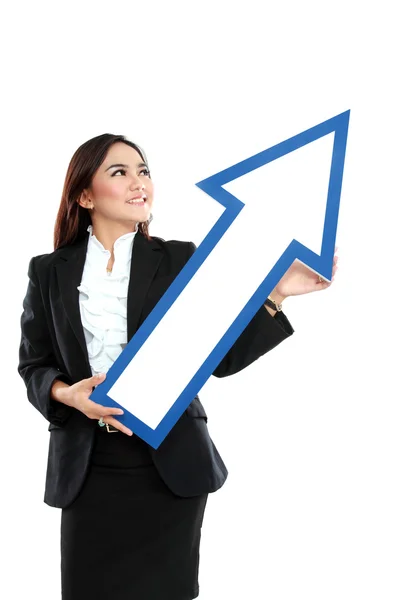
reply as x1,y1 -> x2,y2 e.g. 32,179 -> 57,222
55,372 -> 133,436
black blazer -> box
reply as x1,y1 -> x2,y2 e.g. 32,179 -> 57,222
18,230 -> 294,508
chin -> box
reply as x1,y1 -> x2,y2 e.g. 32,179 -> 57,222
136,213 -> 151,224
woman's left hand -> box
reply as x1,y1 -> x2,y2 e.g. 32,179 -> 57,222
272,247 -> 339,301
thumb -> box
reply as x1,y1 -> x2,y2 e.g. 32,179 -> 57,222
89,372 -> 107,388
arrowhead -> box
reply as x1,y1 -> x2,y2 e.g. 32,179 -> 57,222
196,110 -> 350,281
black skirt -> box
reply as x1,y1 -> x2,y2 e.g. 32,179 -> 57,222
61,427 -> 208,600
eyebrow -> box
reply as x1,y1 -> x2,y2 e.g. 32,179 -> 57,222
105,162 -> 148,172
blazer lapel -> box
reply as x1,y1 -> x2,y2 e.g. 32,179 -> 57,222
127,231 -> 163,341
54,236 -> 91,375
54,231 -> 163,375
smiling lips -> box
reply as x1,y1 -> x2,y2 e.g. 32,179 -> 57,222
126,195 -> 147,206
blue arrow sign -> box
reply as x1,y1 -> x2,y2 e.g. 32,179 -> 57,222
90,110 -> 350,448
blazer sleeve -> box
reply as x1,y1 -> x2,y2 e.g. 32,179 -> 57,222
184,242 -> 295,378
18,256 -> 73,426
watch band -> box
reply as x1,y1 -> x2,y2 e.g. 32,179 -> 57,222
265,296 -> 283,312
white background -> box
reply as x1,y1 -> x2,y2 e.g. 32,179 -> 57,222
1,1 -> 399,598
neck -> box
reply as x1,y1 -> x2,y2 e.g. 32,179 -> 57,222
90,219 -> 138,252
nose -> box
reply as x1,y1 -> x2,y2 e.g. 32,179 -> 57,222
129,174 -> 145,191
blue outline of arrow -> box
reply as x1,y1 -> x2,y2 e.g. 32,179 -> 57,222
91,110 -> 350,448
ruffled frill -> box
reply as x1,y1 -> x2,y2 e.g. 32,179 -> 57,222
78,272 -> 129,374
78,226 -> 136,375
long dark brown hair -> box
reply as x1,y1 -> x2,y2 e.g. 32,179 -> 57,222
54,134 -> 152,250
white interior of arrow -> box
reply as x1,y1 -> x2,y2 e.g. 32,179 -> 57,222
108,133 -> 335,428
223,133 -> 334,256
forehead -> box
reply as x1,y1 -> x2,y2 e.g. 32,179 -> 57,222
103,142 -> 144,167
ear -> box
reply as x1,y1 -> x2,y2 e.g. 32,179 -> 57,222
77,189 -> 92,210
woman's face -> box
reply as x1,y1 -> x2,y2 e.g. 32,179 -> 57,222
82,142 -> 154,227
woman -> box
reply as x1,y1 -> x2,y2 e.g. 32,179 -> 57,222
18,133 -> 338,600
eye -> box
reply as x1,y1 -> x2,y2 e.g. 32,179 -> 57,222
111,169 -> 126,176
139,167 -> 150,177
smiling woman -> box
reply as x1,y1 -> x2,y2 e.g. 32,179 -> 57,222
54,135 -> 154,253
18,131 -> 336,600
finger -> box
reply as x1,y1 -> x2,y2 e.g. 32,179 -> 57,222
90,372 -> 107,386
84,399 -> 124,417
98,404 -> 124,417
317,280 -> 332,290
85,373 -> 107,395
104,416 -> 133,436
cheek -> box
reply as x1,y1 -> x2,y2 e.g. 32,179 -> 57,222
93,179 -> 124,201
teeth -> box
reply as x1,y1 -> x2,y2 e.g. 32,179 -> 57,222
127,198 -> 146,204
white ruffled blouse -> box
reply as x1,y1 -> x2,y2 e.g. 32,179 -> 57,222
78,224 -> 138,376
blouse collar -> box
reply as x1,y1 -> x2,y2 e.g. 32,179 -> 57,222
87,224 -> 138,246
86,224 -> 138,275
